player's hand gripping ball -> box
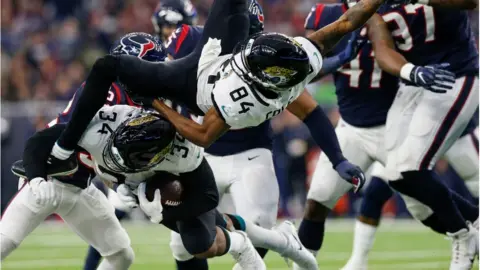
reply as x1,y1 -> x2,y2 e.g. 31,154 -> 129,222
145,172 -> 184,206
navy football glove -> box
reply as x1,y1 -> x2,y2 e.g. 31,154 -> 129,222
407,63 -> 456,93
334,160 -> 366,193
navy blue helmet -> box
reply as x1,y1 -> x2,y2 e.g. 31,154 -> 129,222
110,32 -> 167,62
248,0 -> 265,35
151,0 -> 198,37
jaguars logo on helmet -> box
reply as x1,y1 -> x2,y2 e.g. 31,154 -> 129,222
103,112 -> 176,173
231,32 -> 310,91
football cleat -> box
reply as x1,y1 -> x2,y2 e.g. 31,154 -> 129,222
275,221 -> 319,270
230,231 -> 266,270
11,155 -> 78,179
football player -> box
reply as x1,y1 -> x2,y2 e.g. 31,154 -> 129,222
294,1 -> 479,269
151,0 -> 198,43
46,0 -> 395,193
366,1 -> 479,268
14,101 -> 323,269
163,2 -> 370,269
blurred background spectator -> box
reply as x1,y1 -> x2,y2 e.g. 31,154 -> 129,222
1,0 -> 478,217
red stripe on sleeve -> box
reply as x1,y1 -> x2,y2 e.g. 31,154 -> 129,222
314,4 -> 326,29
175,24 -> 190,54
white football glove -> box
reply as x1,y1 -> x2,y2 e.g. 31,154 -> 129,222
137,182 -> 163,224
29,177 -> 57,206
117,184 -> 138,208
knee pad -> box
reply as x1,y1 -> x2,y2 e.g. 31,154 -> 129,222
170,232 -> 194,262
102,247 -> 134,270
1,235 -> 18,260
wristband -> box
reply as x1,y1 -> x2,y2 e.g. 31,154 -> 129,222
400,63 -> 415,81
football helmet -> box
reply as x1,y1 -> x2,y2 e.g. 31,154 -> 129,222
110,32 -> 167,62
103,112 -> 176,173
151,0 -> 198,38
232,32 -> 310,91
248,0 -> 265,35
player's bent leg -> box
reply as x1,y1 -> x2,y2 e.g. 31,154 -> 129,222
170,231 -> 209,270
444,128 -> 479,198
0,183 -> 54,260
59,184 -> 132,269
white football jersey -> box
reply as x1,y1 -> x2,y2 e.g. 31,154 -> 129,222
78,105 -> 203,188
196,37 -> 323,129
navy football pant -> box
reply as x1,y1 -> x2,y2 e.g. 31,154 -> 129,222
57,0 -> 250,151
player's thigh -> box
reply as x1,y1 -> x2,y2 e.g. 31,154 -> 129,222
307,121 -> 373,209
176,209 -> 217,255
60,184 -> 130,256
0,183 -> 53,245
204,153 -> 235,198
230,148 -> 279,228
399,193 -> 433,221
217,193 -> 236,214
388,77 -> 479,174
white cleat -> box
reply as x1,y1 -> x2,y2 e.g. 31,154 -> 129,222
230,231 -> 266,270
447,225 -> 477,270
340,258 -> 368,270
275,221 -> 319,270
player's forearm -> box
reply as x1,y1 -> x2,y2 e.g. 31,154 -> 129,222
152,100 -> 213,147
288,92 -> 345,166
417,0 -> 478,9
367,15 -> 408,77
307,0 -> 384,53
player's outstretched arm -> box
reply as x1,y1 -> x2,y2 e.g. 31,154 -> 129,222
413,0 -> 477,9
307,0 -> 384,54
287,91 -> 366,192
152,100 -> 230,148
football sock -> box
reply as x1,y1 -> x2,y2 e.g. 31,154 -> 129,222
450,190 -> 479,223
84,247 -> 102,270
360,177 -> 393,220
389,170 -> 467,233
175,258 -> 208,270
51,142 -> 74,160
226,214 -> 269,258
298,218 -> 324,254
227,230 -> 246,254
349,220 -> 377,262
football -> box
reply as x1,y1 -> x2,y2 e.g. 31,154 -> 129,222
145,172 -> 184,206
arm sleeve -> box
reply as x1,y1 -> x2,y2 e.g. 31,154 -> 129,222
24,124 -> 67,180
303,106 -> 345,167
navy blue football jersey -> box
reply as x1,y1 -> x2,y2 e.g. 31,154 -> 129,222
378,4 -> 478,77
46,82 -> 135,185
166,25 -> 273,155
305,4 -> 399,127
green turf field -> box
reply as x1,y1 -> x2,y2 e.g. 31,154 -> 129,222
2,219 -> 478,270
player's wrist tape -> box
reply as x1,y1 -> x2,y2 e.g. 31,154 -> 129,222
400,63 -> 416,82
52,142 -> 74,160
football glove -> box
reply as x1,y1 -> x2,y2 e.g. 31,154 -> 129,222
137,182 -> 163,224
30,177 -> 58,206
402,63 -> 456,93
117,184 -> 138,208
334,160 -> 366,193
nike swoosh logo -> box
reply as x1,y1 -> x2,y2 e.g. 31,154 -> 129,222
248,155 -> 259,161
418,72 -> 425,82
